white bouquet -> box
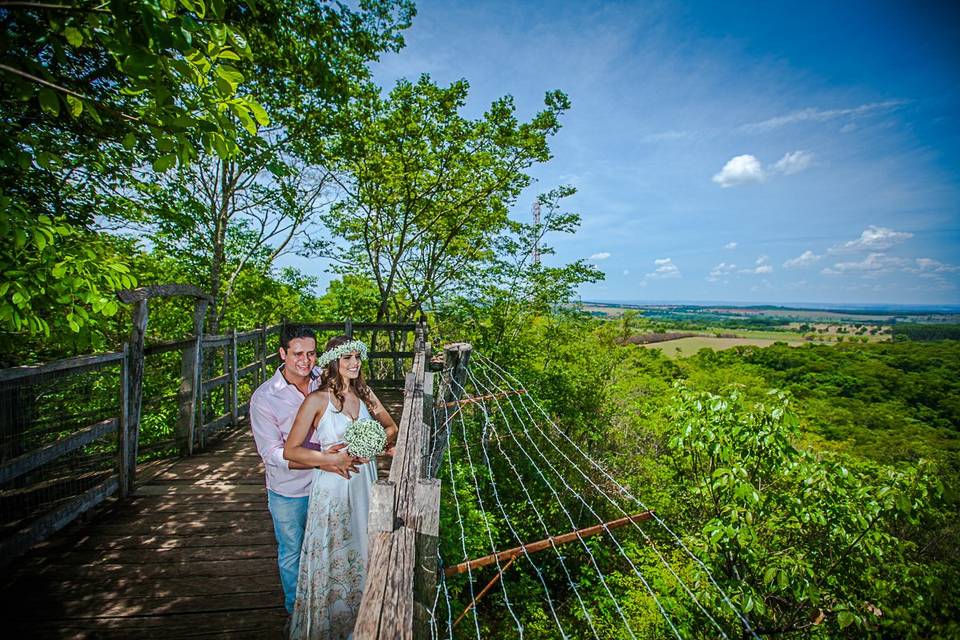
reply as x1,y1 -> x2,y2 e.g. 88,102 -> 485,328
344,418 -> 387,458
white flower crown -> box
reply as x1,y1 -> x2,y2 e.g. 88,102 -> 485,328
317,339 -> 368,368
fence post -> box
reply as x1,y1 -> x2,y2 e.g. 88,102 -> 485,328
125,298 -> 148,494
429,343 -> 472,477
231,328 -> 239,426
345,316 -> 353,338
176,299 -> 207,456
442,343 -> 472,403
118,343 -> 130,498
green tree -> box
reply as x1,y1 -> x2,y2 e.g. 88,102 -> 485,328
317,75 -> 573,326
667,385 -> 942,637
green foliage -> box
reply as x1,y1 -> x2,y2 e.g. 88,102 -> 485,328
893,323 -> 960,341
668,385 -> 941,636
0,195 -> 134,354
318,75 -> 576,323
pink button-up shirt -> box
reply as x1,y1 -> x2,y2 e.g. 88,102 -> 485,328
249,367 -> 321,497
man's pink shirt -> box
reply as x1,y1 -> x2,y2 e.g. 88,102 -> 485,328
249,367 -> 321,497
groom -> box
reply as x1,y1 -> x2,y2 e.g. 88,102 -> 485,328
249,326 -> 341,615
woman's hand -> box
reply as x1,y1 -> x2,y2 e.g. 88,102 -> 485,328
318,443 -> 360,479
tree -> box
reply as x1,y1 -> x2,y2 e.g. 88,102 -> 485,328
317,75 -> 574,325
666,385 -> 942,637
1,0 -> 269,339
126,0 -> 414,334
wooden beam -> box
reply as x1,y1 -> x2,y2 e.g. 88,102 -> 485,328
0,418 -> 118,484
116,284 -> 212,304
0,351 -> 123,384
441,389 -> 527,408
444,511 -> 655,577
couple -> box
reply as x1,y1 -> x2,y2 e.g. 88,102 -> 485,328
249,327 -> 398,639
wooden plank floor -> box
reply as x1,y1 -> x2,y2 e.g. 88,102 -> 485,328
0,389 -> 405,639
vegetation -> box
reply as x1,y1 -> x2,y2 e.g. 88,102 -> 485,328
1,3 -> 957,638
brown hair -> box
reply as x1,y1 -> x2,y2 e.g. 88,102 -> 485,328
319,335 -> 374,412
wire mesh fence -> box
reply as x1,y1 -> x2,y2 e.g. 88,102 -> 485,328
0,352 -> 125,561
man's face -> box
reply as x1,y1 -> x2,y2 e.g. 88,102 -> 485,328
279,337 -> 317,379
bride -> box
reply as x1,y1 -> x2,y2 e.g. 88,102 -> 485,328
283,335 -> 398,639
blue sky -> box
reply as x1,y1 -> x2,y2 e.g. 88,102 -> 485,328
358,0 -> 960,305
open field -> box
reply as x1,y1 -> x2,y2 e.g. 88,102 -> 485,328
638,335 -> 807,358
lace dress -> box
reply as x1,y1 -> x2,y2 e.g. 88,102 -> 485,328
289,399 -> 377,640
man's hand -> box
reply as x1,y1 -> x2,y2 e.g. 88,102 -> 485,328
319,443 -> 359,479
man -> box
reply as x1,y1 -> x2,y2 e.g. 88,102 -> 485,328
249,326 -> 338,616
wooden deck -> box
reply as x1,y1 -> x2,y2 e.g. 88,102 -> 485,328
0,390 -> 405,639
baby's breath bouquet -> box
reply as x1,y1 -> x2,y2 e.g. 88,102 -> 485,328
344,418 -> 387,458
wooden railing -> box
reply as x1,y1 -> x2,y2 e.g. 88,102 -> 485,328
0,309 -> 423,567
354,335 -> 472,638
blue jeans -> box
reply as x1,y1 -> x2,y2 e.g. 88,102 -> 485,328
267,490 -> 310,614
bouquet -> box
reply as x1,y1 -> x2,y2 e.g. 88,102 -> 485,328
344,418 -> 387,458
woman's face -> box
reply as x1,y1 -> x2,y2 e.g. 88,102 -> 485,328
337,351 -> 362,380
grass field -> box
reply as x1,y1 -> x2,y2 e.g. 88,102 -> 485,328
638,335 -> 807,358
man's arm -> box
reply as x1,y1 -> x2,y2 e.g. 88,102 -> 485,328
249,395 -> 312,470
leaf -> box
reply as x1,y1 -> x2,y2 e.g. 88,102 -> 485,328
64,26 -> 84,47
122,133 -> 137,150
66,94 -> 83,118
215,64 -> 244,89
39,89 -> 60,116
152,153 -> 177,172
247,98 -> 269,125
837,611 -> 855,629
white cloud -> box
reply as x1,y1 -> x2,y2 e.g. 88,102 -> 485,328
708,262 -> 737,281
712,154 -> 765,188
783,250 -> 821,268
623,269 -> 630,276
589,252 -> 611,260
913,258 -> 959,273
830,226 -> 913,253
772,150 -> 814,175
822,253 -> 908,276
641,130 -> 693,143
646,257 -> 681,279
723,241 -> 738,250
739,255 -> 773,275
740,100 -> 906,133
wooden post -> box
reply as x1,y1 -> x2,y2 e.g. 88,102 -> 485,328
230,328 -> 239,426
345,316 -> 353,338
259,326 -> 268,384
442,343 -> 472,404
430,343 -> 472,476
125,298 -> 147,494
118,343 -> 130,498
368,480 -> 397,539
413,478 -> 441,637
175,299 -> 207,456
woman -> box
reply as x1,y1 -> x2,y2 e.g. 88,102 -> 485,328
283,335 -> 398,640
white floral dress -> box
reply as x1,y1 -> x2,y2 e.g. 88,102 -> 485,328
289,398 -> 377,640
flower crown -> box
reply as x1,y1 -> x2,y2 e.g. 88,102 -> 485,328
317,339 -> 368,368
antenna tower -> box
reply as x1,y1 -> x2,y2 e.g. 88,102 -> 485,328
532,201 -> 541,265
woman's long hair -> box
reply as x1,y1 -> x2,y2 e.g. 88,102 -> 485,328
319,335 -> 374,412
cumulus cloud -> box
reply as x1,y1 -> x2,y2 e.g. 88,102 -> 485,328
783,250 -> 821,268
830,226 -> 913,253
712,154 -> 765,188
821,253 -> 908,276
912,258 -> 959,273
712,150 -> 812,187
740,100 -> 906,133
772,150 -> 814,175
708,262 -> 737,281
723,241 -> 738,250
646,258 -> 681,279
739,255 -> 773,275
589,252 -> 611,260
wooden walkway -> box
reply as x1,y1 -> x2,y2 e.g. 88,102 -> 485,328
0,391 -> 404,639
